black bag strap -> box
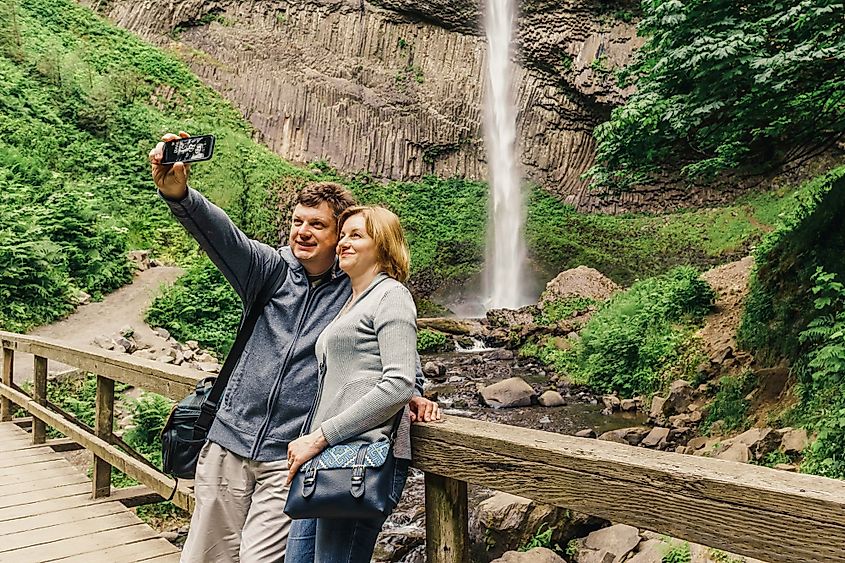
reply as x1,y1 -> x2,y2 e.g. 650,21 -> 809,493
193,257 -> 289,437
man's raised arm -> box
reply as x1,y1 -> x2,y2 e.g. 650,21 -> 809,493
149,132 -> 281,304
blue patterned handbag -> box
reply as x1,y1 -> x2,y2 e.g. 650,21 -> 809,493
284,414 -> 402,520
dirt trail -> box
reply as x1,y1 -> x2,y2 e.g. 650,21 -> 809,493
13,266 -> 184,382
698,256 -> 754,361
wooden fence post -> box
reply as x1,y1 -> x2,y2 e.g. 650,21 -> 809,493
0,347 -> 13,422
92,374 -> 115,498
425,472 -> 469,563
32,355 -> 48,444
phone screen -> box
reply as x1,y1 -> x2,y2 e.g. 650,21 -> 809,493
161,135 -> 216,165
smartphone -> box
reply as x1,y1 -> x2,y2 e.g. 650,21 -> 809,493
161,135 -> 216,165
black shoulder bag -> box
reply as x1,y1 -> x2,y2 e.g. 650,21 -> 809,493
161,259 -> 288,479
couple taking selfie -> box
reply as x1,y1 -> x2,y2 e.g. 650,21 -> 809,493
150,132 -> 442,563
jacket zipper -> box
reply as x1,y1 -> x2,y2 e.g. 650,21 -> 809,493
248,279 -> 333,460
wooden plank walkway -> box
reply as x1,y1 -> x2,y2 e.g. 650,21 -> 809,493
0,423 -> 181,563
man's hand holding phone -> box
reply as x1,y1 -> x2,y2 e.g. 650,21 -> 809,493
149,131 -> 215,200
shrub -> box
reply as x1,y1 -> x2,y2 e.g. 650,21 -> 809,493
145,258 -> 242,356
576,267 -> 714,396
701,372 -> 755,434
417,329 -> 450,354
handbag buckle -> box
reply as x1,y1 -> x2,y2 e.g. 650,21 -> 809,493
350,463 -> 366,498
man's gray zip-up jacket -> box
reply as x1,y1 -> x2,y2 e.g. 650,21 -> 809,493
163,187 -> 422,462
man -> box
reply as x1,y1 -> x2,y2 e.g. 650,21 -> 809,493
149,132 -> 440,562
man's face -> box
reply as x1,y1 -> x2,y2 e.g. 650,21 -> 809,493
288,202 -> 339,275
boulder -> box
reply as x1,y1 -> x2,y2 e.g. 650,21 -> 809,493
128,249 -> 151,271
664,380 -> 694,415
598,427 -> 650,447
539,266 -> 620,305
714,442 -> 751,463
423,361 -> 447,378
582,524 -> 640,563
649,396 -> 667,422
198,362 -> 221,373
575,549 -> 615,563
731,427 -> 780,460
601,395 -> 621,411
186,340 -> 199,350
491,548 -> 565,563
481,378 -> 535,409
114,337 -> 136,354
640,427 -> 670,449
538,390 -> 565,407
778,427 -> 809,455
620,398 -> 638,412
156,355 -> 175,364
625,539 -> 667,563
469,492 -> 569,562
154,327 -> 171,340
485,348 -> 515,361
575,429 -> 597,438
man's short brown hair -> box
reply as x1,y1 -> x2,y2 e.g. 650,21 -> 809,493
297,182 -> 357,219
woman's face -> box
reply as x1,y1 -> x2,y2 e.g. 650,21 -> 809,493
337,213 -> 379,279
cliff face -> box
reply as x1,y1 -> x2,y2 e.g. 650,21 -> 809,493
88,0 -> 723,212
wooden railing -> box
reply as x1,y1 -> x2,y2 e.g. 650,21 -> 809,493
2,330 -> 845,563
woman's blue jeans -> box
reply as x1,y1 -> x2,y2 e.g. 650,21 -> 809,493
285,459 -> 410,563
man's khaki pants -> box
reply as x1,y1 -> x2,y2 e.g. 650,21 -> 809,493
180,442 -> 291,563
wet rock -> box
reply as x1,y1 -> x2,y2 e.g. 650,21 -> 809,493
778,427 -> 809,455
575,429 -> 597,439
485,348 -> 515,361
601,395 -> 621,411
619,398 -> 638,412
480,378 -> 535,409
423,361 -> 447,379
538,390 -> 565,407
598,427 -> 650,447
640,427 -> 670,449
492,547 -> 565,563
417,317 -> 485,336
581,524 -> 640,563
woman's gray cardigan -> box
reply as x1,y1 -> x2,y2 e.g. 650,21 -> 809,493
308,273 -> 417,459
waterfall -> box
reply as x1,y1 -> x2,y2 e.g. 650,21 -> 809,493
483,0 -> 530,310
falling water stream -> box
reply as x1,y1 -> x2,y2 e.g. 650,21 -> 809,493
483,0 -> 530,310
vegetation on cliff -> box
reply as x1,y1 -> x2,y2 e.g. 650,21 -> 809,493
588,0 -> 845,188
739,166 -> 845,478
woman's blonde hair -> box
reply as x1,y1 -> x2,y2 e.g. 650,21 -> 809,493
337,206 -> 410,282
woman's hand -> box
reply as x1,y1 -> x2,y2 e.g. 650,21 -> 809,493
409,396 -> 442,423
286,430 -> 329,485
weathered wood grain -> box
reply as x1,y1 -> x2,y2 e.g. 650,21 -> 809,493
0,385 -> 195,512
425,472 -> 469,563
0,348 -> 12,422
56,537 -> 180,562
33,355 -> 47,444
412,418 -> 845,563
93,374 -> 115,499
0,331 -> 199,399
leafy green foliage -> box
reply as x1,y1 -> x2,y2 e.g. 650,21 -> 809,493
589,0 -> 845,187
417,329 -> 450,354
526,187 -> 795,286
662,543 -> 691,563
575,267 -> 714,396
145,258 -> 241,356
701,372 -> 755,434
536,297 -> 596,326
517,523 -> 560,553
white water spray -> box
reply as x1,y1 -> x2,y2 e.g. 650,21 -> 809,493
483,0 -> 530,310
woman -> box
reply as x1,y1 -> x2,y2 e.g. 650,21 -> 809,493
285,205 -> 417,563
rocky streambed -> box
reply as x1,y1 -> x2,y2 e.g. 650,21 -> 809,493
373,342 -> 648,563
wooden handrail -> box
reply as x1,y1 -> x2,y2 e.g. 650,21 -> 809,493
2,330 -> 845,562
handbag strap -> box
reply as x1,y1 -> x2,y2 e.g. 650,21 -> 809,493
193,257 -> 289,437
